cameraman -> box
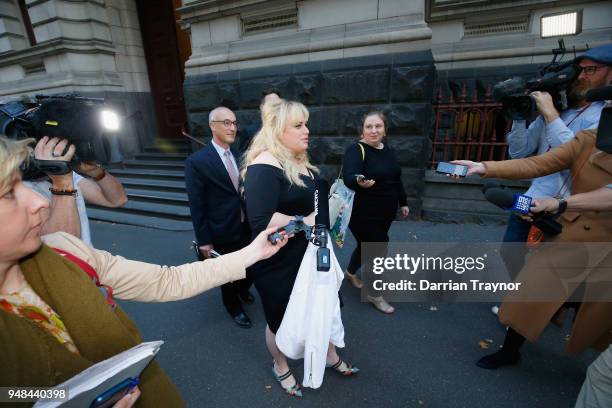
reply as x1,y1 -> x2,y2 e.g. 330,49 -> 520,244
497,43 -> 611,298
25,136 -> 127,245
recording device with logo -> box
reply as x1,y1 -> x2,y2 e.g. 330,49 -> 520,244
312,179 -> 331,272
0,94 -> 121,177
483,185 -> 563,236
267,180 -> 331,272
492,39 -> 581,120
436,162 -> 468,177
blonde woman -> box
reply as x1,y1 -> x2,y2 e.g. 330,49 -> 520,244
242,99 -> 359,398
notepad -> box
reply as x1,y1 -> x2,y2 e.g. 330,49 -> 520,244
34,341 -> 163,408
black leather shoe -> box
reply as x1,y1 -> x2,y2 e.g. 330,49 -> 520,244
476,350 -> 520,370
239,290 -> 255,304
232,312 -> 252,328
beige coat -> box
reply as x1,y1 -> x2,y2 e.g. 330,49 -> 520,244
484,129 -> 612,355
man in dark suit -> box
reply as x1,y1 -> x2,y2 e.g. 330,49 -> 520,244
185,106 -> 254,328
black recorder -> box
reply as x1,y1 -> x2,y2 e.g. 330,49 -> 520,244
436,162 -> 468,177
267,180 -> 331,272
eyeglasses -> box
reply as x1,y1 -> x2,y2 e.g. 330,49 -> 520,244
211,119 -> 239,128
579,65 -> 607,76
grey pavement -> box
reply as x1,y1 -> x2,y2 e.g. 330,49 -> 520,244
90,219 -> 596,408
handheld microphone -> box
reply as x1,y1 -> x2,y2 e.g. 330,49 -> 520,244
482,180 -> 502,194
484,188 -> 562,236
313,179 -> 331,271
586,85 -> 612,102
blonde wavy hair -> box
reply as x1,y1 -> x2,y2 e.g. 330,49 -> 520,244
241,99 -> 318,187
0,136 -> 33,192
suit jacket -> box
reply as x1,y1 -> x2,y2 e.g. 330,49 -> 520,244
484,129 -> 612,355
237,119 -> 261,157
185,142 -> 246,246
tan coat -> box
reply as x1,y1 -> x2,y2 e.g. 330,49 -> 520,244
484,129 -> 612,355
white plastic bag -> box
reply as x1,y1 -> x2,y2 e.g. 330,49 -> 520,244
328,178 -> 355,248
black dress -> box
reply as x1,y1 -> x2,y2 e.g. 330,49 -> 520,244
342,142 -> 407,278
244,164 -> 315,333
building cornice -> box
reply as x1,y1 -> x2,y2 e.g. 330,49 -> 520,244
426,0 -> 604,23
186,24 -> 432,68
0,38 -> 115,68
178,0 -> 295,25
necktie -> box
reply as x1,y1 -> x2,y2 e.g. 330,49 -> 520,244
224,150 -> 245,222
224,150 -> 239,192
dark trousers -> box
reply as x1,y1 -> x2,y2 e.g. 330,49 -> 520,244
347,218 -> 393,296
500,213 -> 532,280
202,223 -> 253,316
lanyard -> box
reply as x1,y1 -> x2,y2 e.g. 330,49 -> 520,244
546,103 -> 592,152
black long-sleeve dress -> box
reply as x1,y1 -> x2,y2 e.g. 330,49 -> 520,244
342,142 -> 407,276
244,164 -> 315,333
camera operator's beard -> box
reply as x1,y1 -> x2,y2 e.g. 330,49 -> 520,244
568,80 -> 590,108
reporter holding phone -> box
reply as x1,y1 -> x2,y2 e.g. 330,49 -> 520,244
451,125 -> 612,371
342,111 -> 409,314
0,136 -> 287,408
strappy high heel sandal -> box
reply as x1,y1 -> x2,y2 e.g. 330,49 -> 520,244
326,358 -> 360,376
344,271 -> 364,289
366,295 -> 395,314
272,366 -> 303,397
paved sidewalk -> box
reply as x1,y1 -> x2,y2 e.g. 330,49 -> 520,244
90,219 -> 595,408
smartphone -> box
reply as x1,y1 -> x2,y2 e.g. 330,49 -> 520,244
436,162 -> 468,177
355,174 -> 366,182
90,377 -> 139,408
192,241 -> 221,259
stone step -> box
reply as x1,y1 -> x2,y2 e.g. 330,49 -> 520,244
125,188 -> 189,205
123,160 -> 185,171
110,168 -> 185,180
143,146 -> 191,154
88,208 -> 193,231
114,177 -> 186,191
134,153 -> 187,162
89,199 -> 191,219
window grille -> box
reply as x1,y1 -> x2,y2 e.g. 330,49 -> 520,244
242,11 -> 297,35
464,19 -> 528,37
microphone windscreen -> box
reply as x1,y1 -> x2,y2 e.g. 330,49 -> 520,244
314,179 -> 330,229
482,180 -> 502,194
586,85 -> 612,102
484,188 -> 515,210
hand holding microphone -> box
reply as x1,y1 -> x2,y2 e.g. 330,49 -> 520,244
484,187 -> 562,236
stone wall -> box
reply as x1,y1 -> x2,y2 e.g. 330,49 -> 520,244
184,50 -> 436,214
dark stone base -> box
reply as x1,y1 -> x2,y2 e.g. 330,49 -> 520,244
184,50 -> 436,215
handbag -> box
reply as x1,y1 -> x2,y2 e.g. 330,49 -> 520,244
328,143 -> 364,247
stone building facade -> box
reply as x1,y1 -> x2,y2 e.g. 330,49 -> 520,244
0,0 -> 159,157
1,0 -> 610,216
